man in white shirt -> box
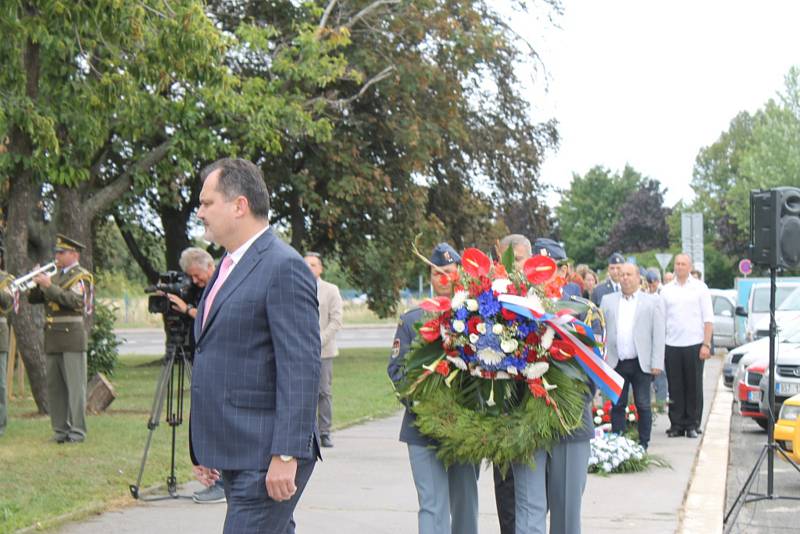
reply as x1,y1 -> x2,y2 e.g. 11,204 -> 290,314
600,264 -> 665,449
660,254 -> 714,438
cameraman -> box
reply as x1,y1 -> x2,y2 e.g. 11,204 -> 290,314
165,247 -> 226,505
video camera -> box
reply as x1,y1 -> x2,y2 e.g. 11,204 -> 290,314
144,271 -> 198,361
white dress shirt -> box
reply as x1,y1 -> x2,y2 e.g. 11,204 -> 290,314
616,290 -> 639,360
661,276 -> 714,346
227,225 -> 269,270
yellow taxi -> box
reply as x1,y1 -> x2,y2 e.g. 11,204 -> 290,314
774,392 -> 800,463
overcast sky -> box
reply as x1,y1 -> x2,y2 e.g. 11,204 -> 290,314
515,1 -> 800,206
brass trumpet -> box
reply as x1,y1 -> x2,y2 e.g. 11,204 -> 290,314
10,262 -> 58,293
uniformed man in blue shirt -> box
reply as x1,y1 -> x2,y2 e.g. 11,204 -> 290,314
387,242 -> 479,534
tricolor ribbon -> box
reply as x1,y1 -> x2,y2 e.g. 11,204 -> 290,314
498,294 -> 624,404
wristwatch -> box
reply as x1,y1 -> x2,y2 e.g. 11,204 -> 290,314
185,304 -> 195,315
279,455 -> 295,463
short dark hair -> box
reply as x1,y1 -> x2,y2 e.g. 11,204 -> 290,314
304,251 -> 323,266
201,158 -> 270,219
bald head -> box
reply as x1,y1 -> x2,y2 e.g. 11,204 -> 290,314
619,263 -> 641,296
674,254 -> 692,282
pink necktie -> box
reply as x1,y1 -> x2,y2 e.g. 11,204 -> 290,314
202,255 -> 234,329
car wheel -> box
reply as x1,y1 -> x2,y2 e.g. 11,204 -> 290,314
754,418 -> 769,431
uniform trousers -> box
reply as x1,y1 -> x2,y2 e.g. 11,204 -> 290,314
494,442 -> 590,534
665,344 -> 703,431
407,444 -> 479,534
46,351 -> 87,441
221,458 -> 315,534
0,351 -> 7,435
317,358 -> 333,435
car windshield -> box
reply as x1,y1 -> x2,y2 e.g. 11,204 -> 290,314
783,323 -> 800,343
752,286 -> 798,312
777,286 -> 800,311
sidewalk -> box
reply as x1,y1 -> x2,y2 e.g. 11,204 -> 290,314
51,358 -> 726,534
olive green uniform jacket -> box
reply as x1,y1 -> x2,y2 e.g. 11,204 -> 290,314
28,265 -> 92,353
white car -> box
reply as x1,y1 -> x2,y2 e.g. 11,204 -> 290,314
724,319 -> 800,388
758,341 -> 800,417
710,288 -> 737,349
752,287 -> 800,340
742,283 -> 800,342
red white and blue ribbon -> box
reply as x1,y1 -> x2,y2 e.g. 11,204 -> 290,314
498,294 -> 624,404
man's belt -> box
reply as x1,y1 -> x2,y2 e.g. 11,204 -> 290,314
46,316 -> 84,324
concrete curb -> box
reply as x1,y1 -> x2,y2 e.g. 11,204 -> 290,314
679,375 -> 732,534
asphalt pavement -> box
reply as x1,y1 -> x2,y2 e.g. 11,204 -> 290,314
723,399 -> 800,533
48,357 -> 728,534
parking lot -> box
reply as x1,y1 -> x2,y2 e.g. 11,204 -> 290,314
724,404 -> 800,533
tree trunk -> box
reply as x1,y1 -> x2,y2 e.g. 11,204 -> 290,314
5,33 -> 49,413
55,186 -> 94,272
160,204 -> 192,271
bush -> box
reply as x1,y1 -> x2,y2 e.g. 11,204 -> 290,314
88,300 -> 121,377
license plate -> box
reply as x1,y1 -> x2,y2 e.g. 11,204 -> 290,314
776,382 -> 800,396
748,390 -> 761,402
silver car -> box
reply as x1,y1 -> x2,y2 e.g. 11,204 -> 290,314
724,319 -> 800,388
758,334 -> 800,417
710,289 -> 737,349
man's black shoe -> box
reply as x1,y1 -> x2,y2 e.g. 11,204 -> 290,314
685,429 -> 698,438
666,428 -> 684,438
320,434 -> 334,448
51,435 -> 68,444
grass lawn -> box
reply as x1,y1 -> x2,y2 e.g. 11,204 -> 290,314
0,348 -> 397,533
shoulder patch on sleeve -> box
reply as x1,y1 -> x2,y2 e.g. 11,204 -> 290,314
71,280 -> 85,295
391,338 -> 401,359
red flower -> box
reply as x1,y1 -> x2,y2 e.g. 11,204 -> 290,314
468,281 -> 483,296
463,344 -> 475,355
501,307 -> 518,321
435,360 -> 450,377
548,339 -> 575,361
461,248 -> 491,278
523,255 -> 557,285
525,332 -> 541,345
493,262 -> 508,278
467,316 -> 481,335
420,296 -> 451,313
528,379 -> 551,405
419,318 -> 441,342
480,276 -> 492,292
544,278 -> 564,299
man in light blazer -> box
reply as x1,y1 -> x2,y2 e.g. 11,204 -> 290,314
600,263 -> 665,450
190,158 -> 322,534
304,252 -> 343,448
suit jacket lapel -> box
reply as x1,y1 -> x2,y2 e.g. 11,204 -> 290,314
196,228 -> 277,341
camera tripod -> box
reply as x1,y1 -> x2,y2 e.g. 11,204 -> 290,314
129,340 -> 192,500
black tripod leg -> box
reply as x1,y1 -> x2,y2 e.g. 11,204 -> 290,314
129,354 -> 175,499
723,444 -> 769,530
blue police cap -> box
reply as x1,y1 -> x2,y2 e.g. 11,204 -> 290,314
532,238 -> 567,261
608,252 -> 625,265
431,243 -> 461,267
645,271 -> 660,283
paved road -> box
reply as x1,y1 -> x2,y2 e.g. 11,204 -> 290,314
724,398 -> 800,533
115,326 -> 397,356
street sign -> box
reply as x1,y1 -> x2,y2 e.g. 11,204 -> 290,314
681,213 -> 704,276
739,259 -> 752,277
655,253 -> 673,272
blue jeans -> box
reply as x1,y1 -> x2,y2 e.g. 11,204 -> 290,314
611,359 -> 653,448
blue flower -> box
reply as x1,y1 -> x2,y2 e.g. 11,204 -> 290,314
455,307 -> 469,321
477,290 -> 501,317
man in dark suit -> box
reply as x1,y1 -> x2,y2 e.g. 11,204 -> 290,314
600,263 -> 665,449
190,158 -> 322,534
590,252 -> 625,306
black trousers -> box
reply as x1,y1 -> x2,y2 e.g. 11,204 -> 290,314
493,464 -> 515,534
665,344 -> 703,431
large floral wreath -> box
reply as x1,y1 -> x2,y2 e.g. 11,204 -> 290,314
396,246 -> 616,472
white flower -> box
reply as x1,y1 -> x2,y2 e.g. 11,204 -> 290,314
491,278 -> 512,294
522,361 -> 549,379
593,416 -> 602,425
470,366 -> 483,377
602,462 -> 612,472
477,348 -> 505,366
492,323 -> 504,335
524,289 -> 546,314
447,356 -> 468,370
596,409 -> 605,416
495,371 -> 511,379
506,366 -> 519,376
451,290 -> 469,310
627,414 -> 636,422
500,338 -> 518,354
476,322 -> 487,335
452,320 -> 466,333
465,299 -> 479,311
469,333 -> 480,344
541,327 -> 555,349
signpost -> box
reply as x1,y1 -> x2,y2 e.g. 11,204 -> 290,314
681,213 -> 704,277
739,258 -> 752,277
655,253 -> 673,273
